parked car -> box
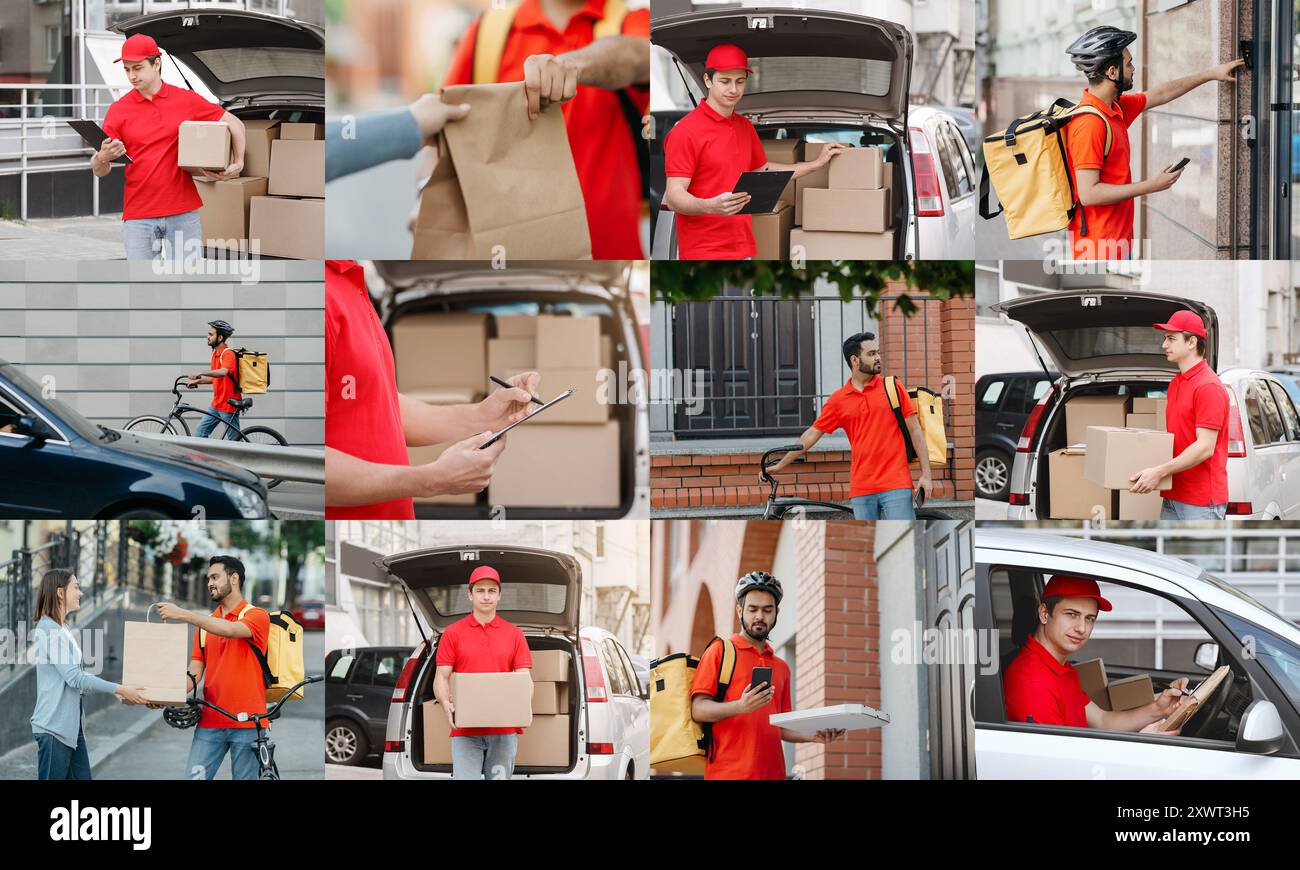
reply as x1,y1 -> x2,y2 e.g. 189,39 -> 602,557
908,104 -> 978,259
379,544 -> 650,780
0,359 -> 269,519
976,530 -> 1300,778
1267,368 -> 1300,406
649,6 -> 921,260
938,105 -> 980,156
975,370 -> 1058,501
326,645 -> 414,766
992,290 -> 1300,519
293,597 -> 326,631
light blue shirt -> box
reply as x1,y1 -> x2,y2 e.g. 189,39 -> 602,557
325,108 -> 423,183
30,615 -> 117,749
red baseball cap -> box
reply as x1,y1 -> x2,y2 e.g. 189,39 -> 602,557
468,565 -> 501,587
704,44 -> 752,73
1152,309 -> 1207,339
115,34 -> 161,63
1042,575 -> 1112,612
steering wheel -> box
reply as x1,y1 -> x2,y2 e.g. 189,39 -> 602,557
1171,664 -> 1234,738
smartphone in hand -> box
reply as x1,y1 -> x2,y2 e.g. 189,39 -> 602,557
750,666 -> 773,692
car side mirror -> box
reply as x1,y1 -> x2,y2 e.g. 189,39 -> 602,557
1193,642 -> 1219,672
1235,700 -> 1285,755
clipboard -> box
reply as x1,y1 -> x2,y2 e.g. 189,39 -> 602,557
67,119 -> 132,164
478,389 -> 574,448
732,170 -> 795,215
1159,665 -> 1230,732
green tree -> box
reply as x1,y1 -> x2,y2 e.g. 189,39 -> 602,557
230,521 -> 325,608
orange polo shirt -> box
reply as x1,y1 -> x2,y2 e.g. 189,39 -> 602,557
209,344 -> 241,413
813,376 -> 917,497
689,634 -> 791,781
1065,89 -> 1147,260
443,0 -> 649,259
190,599 -> 269,730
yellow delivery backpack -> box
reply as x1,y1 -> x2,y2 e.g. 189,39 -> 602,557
649,636 -> 736,774
229,348 -> 270,395
978,98 -> 1112,240
884,376 -> 947,467
200,605 -> 306,702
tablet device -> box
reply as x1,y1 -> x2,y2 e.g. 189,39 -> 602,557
67,120 -> 132,164
478,389 -> 575,449
732,170 -> 795,215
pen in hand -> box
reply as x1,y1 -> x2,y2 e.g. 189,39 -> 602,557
490,374 -> 544,405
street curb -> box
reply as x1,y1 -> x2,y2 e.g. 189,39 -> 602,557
89,709 -> 167,775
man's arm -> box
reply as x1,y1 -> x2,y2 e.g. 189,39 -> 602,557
690,682 -> 774,724
433,664 -> 455,726
779,727 -> 845,744
1145,59 -> 1245,110
155,603 -> 252,639
1076,166 -> 1181,206
399,374 -> 538,448
324,435 -> 504,507
762,143 -> 847,182
1129,426 -> 1218,493
1085,681 -> 1188,733
903,413 -> 934,497
664,176 -> 750,216
764,426 -> 826,478
522,35 -> 649,119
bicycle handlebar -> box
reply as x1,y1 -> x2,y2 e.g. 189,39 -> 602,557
188,674 -> 324,726
759,444 -> 808,483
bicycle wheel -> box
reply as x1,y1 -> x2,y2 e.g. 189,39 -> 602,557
122,415 -> 177,435
240,425 -> 289,489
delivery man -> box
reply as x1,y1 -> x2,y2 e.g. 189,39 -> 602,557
765,332 -> 933,520
324,260 -> 541,519
183,319 -> 242,440
433,565 -> 533,780
91,34 -> 247,262
663,44 -> 845,260
1063,26 -> 1242,260
155,556 -> 270,780
1003,575 -> 1190,733
690,573 -> 843,780
1128,310 -> 1230,519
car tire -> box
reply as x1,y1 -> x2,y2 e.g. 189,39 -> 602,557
112,508 -> 171,519
325,718 -> 368,766
975,449 -> 1011,501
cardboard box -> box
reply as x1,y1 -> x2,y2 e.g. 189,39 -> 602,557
532,681 -> 569,715
789,228 -> 893,259
1107,674 -> 1155,712
1064,394 -> 1130,445
827,146 -> 884,189
795,143 -> 833,225
1132,396 -> 1167,430
1047,448 -> 1113,520
122,620 -> 190,706
760,140 -> 800,205
178,121 -> 230,171
1083,426 -> 1174,490
530,649 -> 571,683
392,312 -> 489,393
536,315 -> 602,369
882,162 -> 894,199
1074,658 -> 1110,710
753,201 -> 793,259
505,366 -> 608,423
422,701 -> 452,764
1119,487 -> 1163,520
408,442 -> 477,505
802,187 -> 890,233
496,316 -> 537,338
240,120 -> 280,179
195,176 -> 267,251
488,421 -> 620,508
267,139 -> 325,198
516,714 -> 569,767
450,671 -> 533,729
1126,413 -> 1158,430
489,338 -> 536,377
280,122 -> 324,140
248,196 -> 324,259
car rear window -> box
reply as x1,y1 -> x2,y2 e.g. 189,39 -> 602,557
747,57 -> 892,97
1039,325 -> 1169,361
1267,380 -> 1300,440
192,47 -> 325,83
424,583 -> 568,617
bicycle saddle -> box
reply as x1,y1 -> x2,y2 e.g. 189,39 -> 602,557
229,398 -> 253,411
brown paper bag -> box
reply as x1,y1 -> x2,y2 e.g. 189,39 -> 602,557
411,82 -> 592,260
122,616 -> 190,705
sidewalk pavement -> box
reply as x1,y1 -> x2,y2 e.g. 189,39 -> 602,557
325,762 -> 383,780
0,215 -> 126,260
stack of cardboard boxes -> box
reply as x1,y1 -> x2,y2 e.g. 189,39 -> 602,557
1046,395 -> 1172,520
184,119 -> 324,259
1076,658 -> 1156,712
751,140 -> 799,259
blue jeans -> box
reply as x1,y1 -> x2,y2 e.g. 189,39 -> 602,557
850,488 -> 916,520
35,726 -> 91,780
451,734 -> 518,780
1160,499 -> 1227,520
196,408 -> 241,440
122,209 -> 202,261
186,727 -> 261,780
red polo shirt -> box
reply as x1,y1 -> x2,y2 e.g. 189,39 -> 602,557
689,634 -> 791,780
435,613 -> 533,736
1002,634 -> 1091,728
325,260 -> 414,520
101,82 -> 227,221
210,344 -> 240,413
813,376 -> 917,497
1065,89 -> 1146,260
664,99 -> 767,259
443,0 -> 649,259
1164,358 -> 1229,506
189,600 -> 269,730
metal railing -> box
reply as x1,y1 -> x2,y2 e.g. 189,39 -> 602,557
114,429 -> 325,484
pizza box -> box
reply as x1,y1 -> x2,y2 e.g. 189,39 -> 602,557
768,704 -> 890,733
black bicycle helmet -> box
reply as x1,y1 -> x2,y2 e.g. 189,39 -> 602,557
207,319 -> 235,338
735,571 -> 783,605
162,701 -> 201,729
1065,26 -> 1136,78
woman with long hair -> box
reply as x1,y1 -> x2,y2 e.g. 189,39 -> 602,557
29,569 -> 148,779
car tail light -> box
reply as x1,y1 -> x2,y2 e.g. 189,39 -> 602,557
392,640 -> 427,704
909,127 -> 944,217
581,637 -> 607,703
587,743 -> 615,755
1225,387 -> 1247,457
1226,502 -> 1254,515
1008,492 -> 1028,506
1017,385 -> 1055,452
384,740 -> 404,753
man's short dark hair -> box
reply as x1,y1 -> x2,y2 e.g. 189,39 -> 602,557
842,332 -> 876,367
1042,595 -> 1063,616
1180,332 -> 1206,357
1086,54 -> 1123,86
208,555 -> 245,588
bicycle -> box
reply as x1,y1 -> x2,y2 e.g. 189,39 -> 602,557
166,674 -> 324,780
759,444 -> 952,520
124,376 -> 289,488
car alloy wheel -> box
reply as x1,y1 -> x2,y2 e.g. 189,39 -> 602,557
325,723 -> 360,764
975,451 -> 1010,500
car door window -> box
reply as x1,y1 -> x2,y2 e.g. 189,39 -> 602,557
1254,378 -> 1286,443
600,640 -> 630,697
349,651 -> 375,686
372,651 -> 403,689
978,379 -> 1006,409
1002,378 -> 1027,415
327,654 -> 355,684
1242,382 -> 1270,445
1265,380 -> 1300,441
932,125 -> 961,200
1030,379 -> 1051,406
942,123 -> 973,196
613,642 -> 644,697
0,393 -> 24,434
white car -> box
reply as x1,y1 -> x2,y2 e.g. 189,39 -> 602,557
994,289 -> 1300,519
379,544 -> 650,780
907,105 -> 978,259
976,530 -> 1300,779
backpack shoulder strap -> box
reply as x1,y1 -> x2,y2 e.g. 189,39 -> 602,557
1062,104 -> 1113,158
715,636 -> 736,699
472,2 -> 521,85
199,603 -> 251,649
594,0 -> 629,39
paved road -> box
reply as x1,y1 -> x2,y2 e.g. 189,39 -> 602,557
326,762 -> 383,781
976,497 -> 1009,520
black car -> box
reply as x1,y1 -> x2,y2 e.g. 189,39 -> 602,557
325,645 -> 414,766
0,359 -> 269,518
975,369 -> 1058,501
